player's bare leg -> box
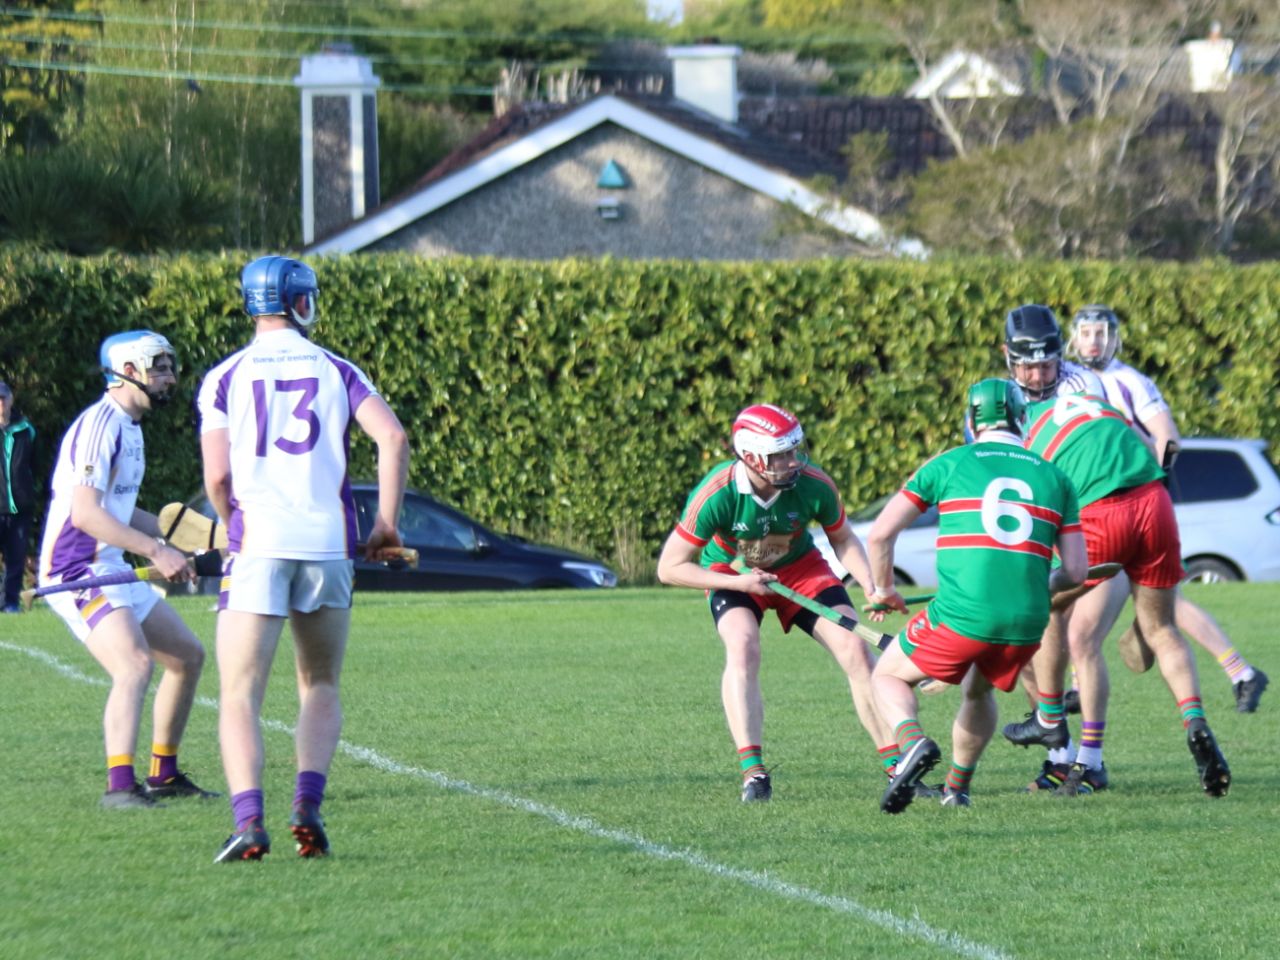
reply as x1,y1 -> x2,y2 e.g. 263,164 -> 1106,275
1063,580 -> 1126,734
85,609 -> 154,803
869,638 -> 926,730
288,606 -> 349,855
944,667 -> 996,805
813,610 -> 894,748
716,607 -> 770,801
1133,586 -> 1199,702
291,606 -> 350,777
216,610 -> 286,796
140,602 -> 205,751
870,640 -> 938,813
952,668 -> 996,770
1175,591 -> 1268,711
136,602 -> 218,800
1133,584 -> 1231,796
716,607 -> 764,749
1006,611 -> 1071,751
1050,583 -> 1127,795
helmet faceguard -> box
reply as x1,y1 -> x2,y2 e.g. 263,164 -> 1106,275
241,255 -> 319,329
732,403 -> 807,490
966,378 -> 1026,437
1069,304 -> 1121,369
99,330 -> 179,405
1004,304 -> 1063,402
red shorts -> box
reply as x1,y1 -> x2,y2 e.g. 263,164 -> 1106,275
1081,480 -> 1183,589
900,609 -> 1038,692
708,549 -> 845,633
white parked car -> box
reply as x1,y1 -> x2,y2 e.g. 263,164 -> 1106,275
816,437 -> 1280,586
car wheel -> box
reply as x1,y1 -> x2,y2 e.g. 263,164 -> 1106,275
1181,557 -> 1241,584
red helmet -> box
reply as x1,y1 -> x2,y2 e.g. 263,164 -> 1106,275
732,403 -> 806,488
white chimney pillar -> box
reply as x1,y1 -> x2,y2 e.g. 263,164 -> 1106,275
665,44 -> 741,123
294,48 -> 381,245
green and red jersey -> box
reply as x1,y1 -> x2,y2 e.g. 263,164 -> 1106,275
903,436 -> 1080,644
675,459 -> 846,570
1024,394 -> 1163,507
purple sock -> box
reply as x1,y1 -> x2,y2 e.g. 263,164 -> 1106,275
147,752 -> 179,786
294,771 -> 327,810
108,764 -> 135,793
230,789 -> 265,832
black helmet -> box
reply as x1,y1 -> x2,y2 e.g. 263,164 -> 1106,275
1004,304 -> 1063,401
1004,304 -> 1062,362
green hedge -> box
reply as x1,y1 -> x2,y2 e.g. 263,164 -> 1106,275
2,249 -> 1277,577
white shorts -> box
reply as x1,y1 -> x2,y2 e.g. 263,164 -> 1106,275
218,554 -> 353,616
44,565 -> 161,644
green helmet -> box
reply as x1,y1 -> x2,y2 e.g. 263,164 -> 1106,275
966,378 -> 1026,436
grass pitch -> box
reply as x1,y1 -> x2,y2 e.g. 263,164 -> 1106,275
1,584 -> 1275,960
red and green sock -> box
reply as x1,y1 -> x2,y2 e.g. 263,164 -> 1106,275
894,718 -> 925,754
1037,691 -> 1065,727
945,762 -> 975,793
1179,696 -> 1206,727
878,743 -> 901,776
738,745 -> 766,781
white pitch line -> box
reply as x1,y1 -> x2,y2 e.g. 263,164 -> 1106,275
1,640 -> 1012,960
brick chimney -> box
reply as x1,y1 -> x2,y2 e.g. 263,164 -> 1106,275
665,44 -> 741,123
294,45 -> 381,244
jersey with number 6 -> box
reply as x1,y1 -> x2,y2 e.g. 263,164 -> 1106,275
1024,393 -> 1163,507
903,437 -> 1080,644
197,327 -> 376,560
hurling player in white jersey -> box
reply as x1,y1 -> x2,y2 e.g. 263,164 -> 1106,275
1070,304 -> 1267,713
39,331 -> 217,809
199,256 -> 408,863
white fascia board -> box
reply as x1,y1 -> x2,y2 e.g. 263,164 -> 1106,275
308,94 -> 897,254
908,50 -> 1020,99
907,50 -> 968,99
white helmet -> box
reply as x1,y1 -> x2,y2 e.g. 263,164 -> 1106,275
99,330 -> 178,400
732,403 -> 806,488
1070,304 -> 1122,369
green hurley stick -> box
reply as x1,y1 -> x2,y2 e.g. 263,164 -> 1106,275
762,579 -> 895,651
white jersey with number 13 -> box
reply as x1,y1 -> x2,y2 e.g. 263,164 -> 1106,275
197,327 -> 377,560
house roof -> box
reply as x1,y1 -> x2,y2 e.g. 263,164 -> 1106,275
906,50 -> 1024,99
305,93 -> 920,256
905,41 -> 1280,105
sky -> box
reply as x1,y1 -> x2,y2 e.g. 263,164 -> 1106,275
647,0 -> 684,25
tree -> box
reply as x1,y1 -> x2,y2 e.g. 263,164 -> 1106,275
0,0 -> 99,154
1197,7 -> 1280,254
904,119 -> 1204,259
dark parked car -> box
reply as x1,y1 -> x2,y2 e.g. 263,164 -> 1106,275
180,485 -> 618,591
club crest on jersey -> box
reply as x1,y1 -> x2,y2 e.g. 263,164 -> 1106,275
82,463 -> 96,479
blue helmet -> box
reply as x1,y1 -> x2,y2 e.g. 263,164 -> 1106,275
99,330 -> 177,389
241,255 -> 319,327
